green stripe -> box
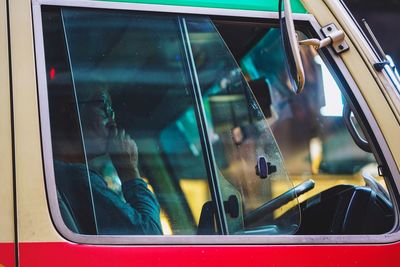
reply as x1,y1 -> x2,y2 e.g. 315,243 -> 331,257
96,0 -> 307,13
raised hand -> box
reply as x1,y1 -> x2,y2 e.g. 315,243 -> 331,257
107,128 -> 140,182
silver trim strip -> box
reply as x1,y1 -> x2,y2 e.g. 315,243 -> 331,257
32,0 -> 400,245
34,0 -> 312,20
178,17 -> 229,234
32,0 -> 77,239
60,9 -> 99,233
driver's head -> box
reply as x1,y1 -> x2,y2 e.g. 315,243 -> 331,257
78,83 -> 116,158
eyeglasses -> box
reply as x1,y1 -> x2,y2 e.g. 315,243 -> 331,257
79,100 -> 115,120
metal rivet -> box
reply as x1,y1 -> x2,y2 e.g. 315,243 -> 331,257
327,26 -> 332,31
338,44 -> 344,50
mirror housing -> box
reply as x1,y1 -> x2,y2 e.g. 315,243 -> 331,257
279,1 -> 347,94
279,0 -> 305,94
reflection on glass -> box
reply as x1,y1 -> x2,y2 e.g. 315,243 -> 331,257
314,56 -> 343,117
55,8 -> 214,235
186,18 -> 301,235
242,29 -> 384,203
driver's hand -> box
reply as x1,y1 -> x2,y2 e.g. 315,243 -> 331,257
108,128 -> 140,182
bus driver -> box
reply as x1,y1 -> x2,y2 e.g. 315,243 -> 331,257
53,84 -> 162,235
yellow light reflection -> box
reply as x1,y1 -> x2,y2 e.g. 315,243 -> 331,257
160,209 -> 173,235
145,177 -> 173,235
179,179 -> 211,225
309,137 -> 322,175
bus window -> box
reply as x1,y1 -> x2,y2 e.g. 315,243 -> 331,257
41,6 -> 300,236
40,4 -> 393,238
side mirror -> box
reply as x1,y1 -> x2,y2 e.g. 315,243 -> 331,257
279,0 -> 305,94
279,0 -> 347,94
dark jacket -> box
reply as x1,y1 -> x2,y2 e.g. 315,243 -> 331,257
55,160 -> 163,235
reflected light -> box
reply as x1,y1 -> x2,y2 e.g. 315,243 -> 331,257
180,179 -> 211,225
145,178 -> 173,235
309,137 -> 323,174
160,209 -> 173,235
49,67 -> 56,80
314,56 -> 343,117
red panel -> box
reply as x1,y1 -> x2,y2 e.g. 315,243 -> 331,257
19,241 -> 400,267
0,243 -> 15,267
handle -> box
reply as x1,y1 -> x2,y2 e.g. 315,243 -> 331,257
343,104 -> 371,153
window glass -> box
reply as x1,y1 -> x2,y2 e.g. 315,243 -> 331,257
185,18 -> 301,234
43,6 -> 300,236
41,5 -> 393,238
44,7 -> 214,235
241,30 -> 394,234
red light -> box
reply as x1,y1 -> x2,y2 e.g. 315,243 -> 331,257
50,67 -> 56,80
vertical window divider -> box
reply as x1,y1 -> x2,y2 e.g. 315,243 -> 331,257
60,9 -> 99,234
178,16 -> 228,235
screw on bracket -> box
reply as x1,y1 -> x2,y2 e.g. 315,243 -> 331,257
321,23 -> 349,54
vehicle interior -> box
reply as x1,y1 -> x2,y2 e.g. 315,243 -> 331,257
41,5 -> 394,236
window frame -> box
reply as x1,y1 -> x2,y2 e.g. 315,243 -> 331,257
338,0 -> 400,97
0,0 -> 16,263
33,0 -> 400,244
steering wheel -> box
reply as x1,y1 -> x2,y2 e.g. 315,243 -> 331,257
244,179 -> 315,224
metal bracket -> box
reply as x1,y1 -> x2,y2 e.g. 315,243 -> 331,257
321,23 -> 349,54
299,23 -> 349,54
373,61 -> 390,71
378,165 -> 385,177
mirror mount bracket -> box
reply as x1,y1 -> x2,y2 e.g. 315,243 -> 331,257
299,23 -> 349,54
